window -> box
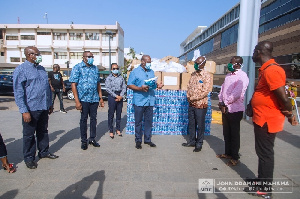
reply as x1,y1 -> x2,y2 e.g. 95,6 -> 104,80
40,51 -> 52,55
53,32 -> 67,40
54,52 -> 67,59
69,33 -> 83,40
21,35 -> 35,40
37,32 -> 51,35
6,35 -> 18,40
0,52 -> 4,56
10,57 -> 20,62
85,33 -> 99,40
221,23 -> 239,48
70,52 -> 82,59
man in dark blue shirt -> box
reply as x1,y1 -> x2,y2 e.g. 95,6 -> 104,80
13,46 -> 59,169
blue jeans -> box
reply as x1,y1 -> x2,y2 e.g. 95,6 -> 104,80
134,105 -> 153,143
80,101 -> 99,143
188,106 -> 207,148
22,110 -> 50,162
52,89 -> 64,110
108,94 -> 123,133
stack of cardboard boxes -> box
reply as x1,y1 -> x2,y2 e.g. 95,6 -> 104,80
127,60 -> 216,91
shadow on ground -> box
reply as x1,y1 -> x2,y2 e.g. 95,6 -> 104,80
55,170 -> 105,199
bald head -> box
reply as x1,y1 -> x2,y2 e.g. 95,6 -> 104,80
252,41 -> 273,65
141,55 -> 151,62
24,46 -> 38,57
257,41 -> 273,56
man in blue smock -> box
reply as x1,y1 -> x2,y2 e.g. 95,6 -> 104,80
13,46 -> 59,169
127,55 -> 163,149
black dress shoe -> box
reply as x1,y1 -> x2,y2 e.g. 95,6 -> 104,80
89,140 -> 100,147
39,153 -> 59,159
25,161 -> 37,169
144,142 -> 156,147
136,142 -> 142,149
81,142 -> 88,150
182,142 -> 195,147
193,147 -> 202,152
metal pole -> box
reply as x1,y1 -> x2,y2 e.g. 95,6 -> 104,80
237,0 -> 261,120
108,35 -> 111,71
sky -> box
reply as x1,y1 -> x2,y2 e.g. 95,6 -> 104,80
0,0 -> 240,59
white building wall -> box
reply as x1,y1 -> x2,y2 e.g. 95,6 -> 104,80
6,50 -> 20,63
37,35 -> 52,46
1,24 -> 125,72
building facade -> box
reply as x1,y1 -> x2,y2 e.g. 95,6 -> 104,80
179,0 -> 300,83
0,22 -> 124,73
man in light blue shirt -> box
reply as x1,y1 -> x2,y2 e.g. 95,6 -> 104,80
69,51 -> 104,150
13,46 -> 59,169
127,55 -> 163,149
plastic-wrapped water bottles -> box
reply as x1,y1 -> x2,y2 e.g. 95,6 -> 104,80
126,89 -> 211,135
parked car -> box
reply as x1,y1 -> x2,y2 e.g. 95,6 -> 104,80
0,74 -> 14,96
63,78 -> 126,101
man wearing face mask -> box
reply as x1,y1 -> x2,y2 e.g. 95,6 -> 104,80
217,56 -> 249,166
182,56 -> 212,152
105,63 -> 126,139
69,51 -> 105,150
13,46 -> 59,169
127,55 -> 163,149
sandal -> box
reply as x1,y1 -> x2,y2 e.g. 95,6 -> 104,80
2,163 -> 16,173
226,159 -> 239,166
216,154 -> 232,159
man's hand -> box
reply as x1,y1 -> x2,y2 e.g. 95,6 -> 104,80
22,112 -> 31,123
99,99 -> 105,107
115,95 -> 123,102
51,87 -> 55,92
49,106 -> 53,115
63,87 -> 66,93
140,85 -> 149,92
157,82 -> 164,89
75,101 -> 82,110
288,115 -> 298,126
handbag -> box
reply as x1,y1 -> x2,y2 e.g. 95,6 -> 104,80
245,63 -> 277,117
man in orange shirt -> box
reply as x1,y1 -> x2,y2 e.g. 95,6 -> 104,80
247,41 -> 297,198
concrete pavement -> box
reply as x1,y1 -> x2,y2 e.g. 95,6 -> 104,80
0,97 -> 299,199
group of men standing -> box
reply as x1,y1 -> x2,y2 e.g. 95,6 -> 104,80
12,41 -> 297,198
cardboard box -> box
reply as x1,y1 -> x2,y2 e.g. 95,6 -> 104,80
181,72 -> 192,90
160,55 -> 179,63
162,72 -> 181,90
186,60 -> 216,74
205,61 -> 216,74
186,61 -> 195,73
154,71 -> 162,84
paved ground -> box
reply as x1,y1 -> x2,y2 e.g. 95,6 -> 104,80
0,95 -> 299,199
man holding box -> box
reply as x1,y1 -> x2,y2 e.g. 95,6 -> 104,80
127,55 -> 163,149
182,56 -> 212,152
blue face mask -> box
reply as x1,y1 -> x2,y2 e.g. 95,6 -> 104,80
87,57 -> 94,65
145,63 -> 151,70
112,69 -> 119,74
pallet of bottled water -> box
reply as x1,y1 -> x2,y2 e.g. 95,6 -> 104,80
126,89 -> 212,135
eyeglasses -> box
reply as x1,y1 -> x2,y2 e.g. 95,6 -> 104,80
29,53 -> 40,56
83,56 -> 94,58
112,68 -> 119,70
